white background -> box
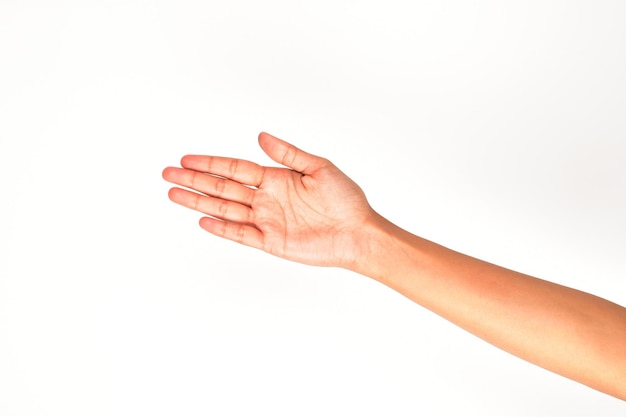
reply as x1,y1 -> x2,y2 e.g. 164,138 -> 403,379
1,1 -> 625,415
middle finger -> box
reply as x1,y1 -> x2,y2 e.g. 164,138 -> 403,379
163,167 -> 255,206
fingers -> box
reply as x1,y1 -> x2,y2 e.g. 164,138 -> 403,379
179,155 -> 265,187
167,187 -> 254,225
162,167 -> 255,206
199,217 -> 263,250
258,132 -> 327,175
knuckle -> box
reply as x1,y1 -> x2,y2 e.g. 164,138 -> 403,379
319,157 -> 332,167
218,221 -> 228,237
214,177 -> 227,195
228,159 -> 239,177
190,171 -> 200,189
286,148 -> 298,167
191,193 -> 201,211
217,200 -> 229,217
205,157 -> 214,173
235,225 -> 245,243
246,209 -> 254,225
255,167 -> 266,187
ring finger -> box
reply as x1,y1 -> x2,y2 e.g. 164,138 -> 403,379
167,187 -> 254,224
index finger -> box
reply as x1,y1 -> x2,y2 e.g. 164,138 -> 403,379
180,155 -> 265,187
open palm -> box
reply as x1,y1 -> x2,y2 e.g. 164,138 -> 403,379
163,132 -> 376,268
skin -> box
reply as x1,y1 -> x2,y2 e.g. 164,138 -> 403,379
163,132 -> 626,401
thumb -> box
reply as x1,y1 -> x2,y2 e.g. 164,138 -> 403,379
258,132 -> 327,174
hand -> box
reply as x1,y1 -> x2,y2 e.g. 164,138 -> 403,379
163,132 -> 377,268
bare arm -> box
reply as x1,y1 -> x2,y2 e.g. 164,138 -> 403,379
353,214 -> 626,400
163,132 -> 626,400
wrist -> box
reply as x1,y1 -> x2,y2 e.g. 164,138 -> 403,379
344,211 -> 424,284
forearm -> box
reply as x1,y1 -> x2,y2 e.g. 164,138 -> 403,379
351,213 -> 626,400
